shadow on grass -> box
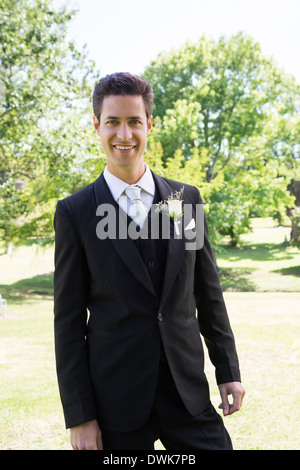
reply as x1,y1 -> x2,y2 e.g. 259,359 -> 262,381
0,273 -> 53,303
219,267 -> 257,291
217,243 -> 300,291
219,242 -> 295,262
272,266 -> 300,276
220,276 -> 257,292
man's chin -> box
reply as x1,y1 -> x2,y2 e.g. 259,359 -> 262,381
108,154 -> 144,170
106,157 -> 146,181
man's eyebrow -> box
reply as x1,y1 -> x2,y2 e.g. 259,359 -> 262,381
104,115 -> 144,120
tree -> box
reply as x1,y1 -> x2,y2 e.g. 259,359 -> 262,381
143,33 -> 299,245
288,180 -> 300,249
0,0 -> 101,249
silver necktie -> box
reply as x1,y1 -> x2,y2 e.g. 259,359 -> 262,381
124,185 -> 148,228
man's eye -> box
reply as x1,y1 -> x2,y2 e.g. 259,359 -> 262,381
131,120 -> 142,125
106,120 -> 117,125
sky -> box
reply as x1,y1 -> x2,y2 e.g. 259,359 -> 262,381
53,0 -> 300,82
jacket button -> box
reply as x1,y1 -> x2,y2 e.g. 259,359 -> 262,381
157,312 -> 163,321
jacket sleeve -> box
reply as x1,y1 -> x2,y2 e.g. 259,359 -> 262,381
193,187 -> 241,385
54,200 -> 97,428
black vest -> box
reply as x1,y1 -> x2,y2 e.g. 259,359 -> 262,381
133,187 -> 168,299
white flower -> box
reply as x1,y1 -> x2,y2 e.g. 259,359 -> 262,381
155,187 -> 184,236
168,199 -> 183,220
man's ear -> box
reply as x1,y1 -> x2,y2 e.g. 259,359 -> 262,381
147,116 -> 153,136
93,115 -> 100,135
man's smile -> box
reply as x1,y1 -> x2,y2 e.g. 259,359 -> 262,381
113,145 -> 137,151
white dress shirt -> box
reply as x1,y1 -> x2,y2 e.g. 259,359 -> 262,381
103,163 -> 155,215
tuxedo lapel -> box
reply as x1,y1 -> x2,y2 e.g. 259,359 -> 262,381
151,173 -> 186,311
93,173 -> 157,298
93,172 -> 189,305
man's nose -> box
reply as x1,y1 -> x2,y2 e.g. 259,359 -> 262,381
117,122 -> 132,140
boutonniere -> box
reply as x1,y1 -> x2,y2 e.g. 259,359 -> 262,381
156,187 -> 184,237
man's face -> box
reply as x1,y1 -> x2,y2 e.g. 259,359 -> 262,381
94,94 -> 152,175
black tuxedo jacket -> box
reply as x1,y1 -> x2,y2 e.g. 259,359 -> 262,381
54,171 -> 241,431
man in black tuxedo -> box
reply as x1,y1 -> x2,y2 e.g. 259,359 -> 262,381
54,72 -> 245,450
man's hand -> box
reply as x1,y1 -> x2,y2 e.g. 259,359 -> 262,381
218,381 -> 245,416
70,419 -> 103,450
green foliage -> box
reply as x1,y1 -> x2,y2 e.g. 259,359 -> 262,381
0,0 -> 102,247
143,33 -> 300,245
1,14 -> 299,249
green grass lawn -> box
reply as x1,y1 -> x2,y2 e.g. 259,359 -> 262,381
0,218 -> 299,450
218,217 -> 300,292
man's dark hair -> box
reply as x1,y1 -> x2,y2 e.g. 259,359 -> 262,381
93,72 -> 154,122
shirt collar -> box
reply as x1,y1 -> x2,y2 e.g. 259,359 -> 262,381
103,163 -> 155,202
136,163 -> 155,196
